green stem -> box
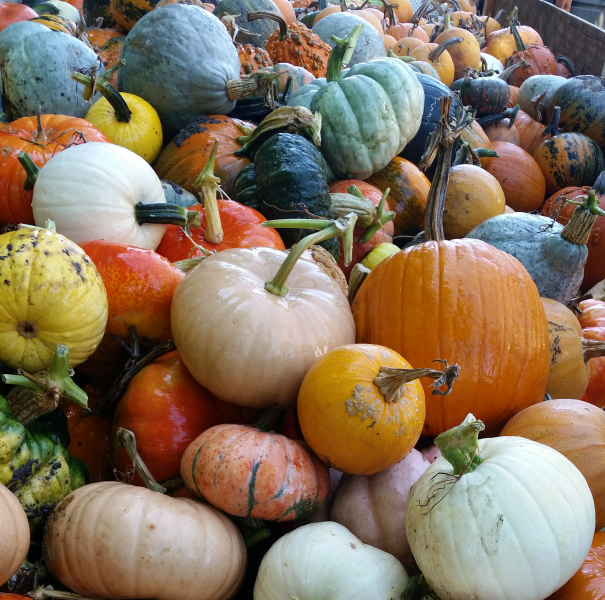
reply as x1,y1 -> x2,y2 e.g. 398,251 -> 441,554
2,374 -> 44,392
435,414 -> 485,476
326,24 -> 364,83
192,139 -> 223,244
254,408 -> 282,431
262,214 -> 358,296
17,152 -> 39,191
116,427 -> 167,493
561,190 -> 605,245
47,344 -> 88,407
543,106 -> 561,138
134,203 -> 202,229
359,189 -> 393,244
510,20 -> 526,52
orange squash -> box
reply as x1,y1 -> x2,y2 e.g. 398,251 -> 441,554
181,418 -> 330,521
297,344 -> 440,475
270,0 -> 296,24
458,120 -> 493,167
382,0 -> 412,23
236,42 -> 272,76
86,27 -> 123,50
485,24 -> 544,64
386,22 -> 429,43
483,118 -> 520,145
434,15 -> 481,80
578,299 -> 605,407
507,85 -> 519,107
457,0 -> 477,13
501,400 -> 605,530
515,109 -> 549,155
478,15 -> 502,37
483,141 -> 546,212
382,34 -> 397,52
410,40 -> 457,86
392,35 -> 425,57
97,37 -> 124,88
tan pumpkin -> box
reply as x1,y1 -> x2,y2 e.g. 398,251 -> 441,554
387,22 -> 429,43
383,34 -> 397,52
0,483 -> 29,586
44,482 -> 246,600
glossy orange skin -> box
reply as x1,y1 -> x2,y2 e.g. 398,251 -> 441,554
112,350 -> 259,485
547,532 -> 605,598
181,423 -> 330,521
0,4 -> 36,32
501,399 -> 605,530
579,299 -> 605,407
329,180 -> 394,279
0,595 -> 30,600
485,26 -> 543,64
86,27 -> 123,50
368,157 -> 430,238
0,115 -> 109,225
483,141 -> 546,212
298,344 -> 426,475
155,201 -> 285,263
271,0 -> 296,23
153,115 -> 255,198
80,241 -> 184,344
352,239 -> 550,436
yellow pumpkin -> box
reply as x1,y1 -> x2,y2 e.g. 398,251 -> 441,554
0,483 -> 29,586
0,226 -> 108,373
298,344 -> 453,475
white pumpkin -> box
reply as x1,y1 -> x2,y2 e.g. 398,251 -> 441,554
253,521 -> 409,600
481,52 -> 504,74
405,415 -> 595,600
31,143 -> 171,250
330,449 -> 430,573
0,483 -> 29,586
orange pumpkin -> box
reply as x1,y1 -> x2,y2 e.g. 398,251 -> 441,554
501,400 -> 605,531
478,14 -> 502,37
483,141 -> 546,212
382,34 -> 397,52
483,118 -> 520,145
410,40 -> 457,86
507,85 -> 519,107
578,299 -> 605,407
236,43 -> 272,76
392,36 -> 425,57
181,419 -> 330,521
457,0 -> 477,13
270,0 -> 296,24
451,10 -> 474,27
458,120 -> 493,167
515,109 -> 549,155
434,16 -> 481,80
383,0 -> 412,23
0,4 -> 37,33
485,24 -> 543,64
298,344 -> 430,475
97,36 -> 124,89
86,27 -> 123,50
367,157 -> 430,238
386,22 -> 429,43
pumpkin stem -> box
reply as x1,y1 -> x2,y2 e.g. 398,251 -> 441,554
326,24 -> 364,83
510,21 -> 526,52
420,98 -> 473,241
262,213 -> 357,296
225,70 -> 281,102
230,516 -> 272,549
116,427 -> 167,493
2,345 -> 88,425
235,106 -> 322,158
347,263 -> 370,304
434,413 -> 485,476
428,37 -> 463,62
34,105 -> 48,143
254,407 -> 282,431
134,202 -> 202,230
247,10 -> 289,41
373,359 -> 460,403
556,55 -> 575,77
497,60 -> 528,82
507,5 -> 519,26
582,338 -> 605,362
71,60 -> 132,123
191,139 -> 223,245
453,141 -> 498,166
477,105 -> 519,128
543,106 -> 562,137
359,188 -> 394,243
17,151 -> 39,191
560,190 -> 605,246
28,586 -> 100,600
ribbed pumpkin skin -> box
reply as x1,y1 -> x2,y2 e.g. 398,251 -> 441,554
352,239 -> 550,436
578,299 -> 605,408
181,424 -> 330,521
153,115 -> 254,198
298,344 -> 426,476
0,483 -> 29,586
501,399 -> 605,530
452,76 -> 510,117
505,45 -> 558,88
541,298 -> 589,399
433,27 -> 481,80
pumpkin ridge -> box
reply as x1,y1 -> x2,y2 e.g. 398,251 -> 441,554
247,458 -> 261,517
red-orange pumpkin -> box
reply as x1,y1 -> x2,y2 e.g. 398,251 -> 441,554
578,299 -> 605,408
0,4 -> 37,33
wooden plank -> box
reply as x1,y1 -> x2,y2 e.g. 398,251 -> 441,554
490,0 -> 605,75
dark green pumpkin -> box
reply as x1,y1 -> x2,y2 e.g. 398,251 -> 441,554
214,0 -> 280,46
300,10 -> 318,28
548,76 -> 605,153
232,132 -> 338,258
450,72 -> 510,118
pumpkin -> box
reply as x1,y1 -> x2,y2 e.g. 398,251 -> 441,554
507,84 -> 519,106
270,0 -> 295,23
171,216 -> 356,409
450,70 -> 511,117
0,483 -> 29,586
254,522 -> 409,599
109,0 -> 161,31
367,157 -> 430,238
236,42 -> 272,76
533,108 -> 605,197
578,298 -> 605,407
311,12 -> 386,67
0,4 -> 37,33
154,114 -> 254,199
74,63 -> 163,164
392,36 -> 425,57
483,140 -> 546,212
516,74 -> 567,121
478,14 -> 501,37
406,415 -> 595,600
352,98 -> 550,436
214,0 -> 280,46
97,36 -> 124,88
28,14 -> 78,35
467,191 -> 605,306
29,142 -> 198,250
382,33 -> 397,52
501,399 -> 605,531
433,14 -> 481,80
0,226 -> 107,372
458,119 -> 493,167
118,5 -> 247,140
1,27 -> 100,120
250,11 -> 330,77
85,26 -> 123,50
384,0 -> 412,23
387,22 -> 429,43
515,109 -> 548,155
482,116 -> 520,145
540,173 -> 605,292
181,416 -> 329,521
485,24 -> 543,65
410,40 -> 457,86
288,27 -> 423,180
0,112 -> 109,226
329,449 -> 430,573
256,62 -> 316,97
44,482 -> 247,600
443,163 -> 505,239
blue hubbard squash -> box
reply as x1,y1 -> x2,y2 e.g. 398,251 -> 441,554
118,4 -> 251,140
287,25 -> 424,180
0,20 -> 49,65
214,0 -> 280,46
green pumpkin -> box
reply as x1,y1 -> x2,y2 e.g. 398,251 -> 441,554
450,71 -> 510,117
0,21 -> 49,64
214,0 -> 280,46
233,132 -> 338,258
288,25 -> 424,180
0,26 -> 100,120
300,10 -> 318,28
0,397 -> 87,537
118,4 -> 241,140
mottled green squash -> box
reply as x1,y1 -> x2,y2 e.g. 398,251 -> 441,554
232,163 -> 260,212
0,21 -> 49,65
214,0 -> 280,46
450,72 -> 510,117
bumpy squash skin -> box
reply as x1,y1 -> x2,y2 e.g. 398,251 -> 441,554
118,5 -> 241,140
215,0 -> 279,46
2,31 -> 101,120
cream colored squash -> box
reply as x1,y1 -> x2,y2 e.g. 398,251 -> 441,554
45,482 -> 246,600
0,483 -> 29,586
253,521 -> 409,600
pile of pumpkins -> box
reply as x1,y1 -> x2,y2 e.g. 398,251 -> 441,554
2,0 -> 605,598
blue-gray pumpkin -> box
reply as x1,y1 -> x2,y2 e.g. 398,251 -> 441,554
1,28 -> 101,120
118,4 -> 242,140
214,0 -> 280,46
0,21 -> 49,66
